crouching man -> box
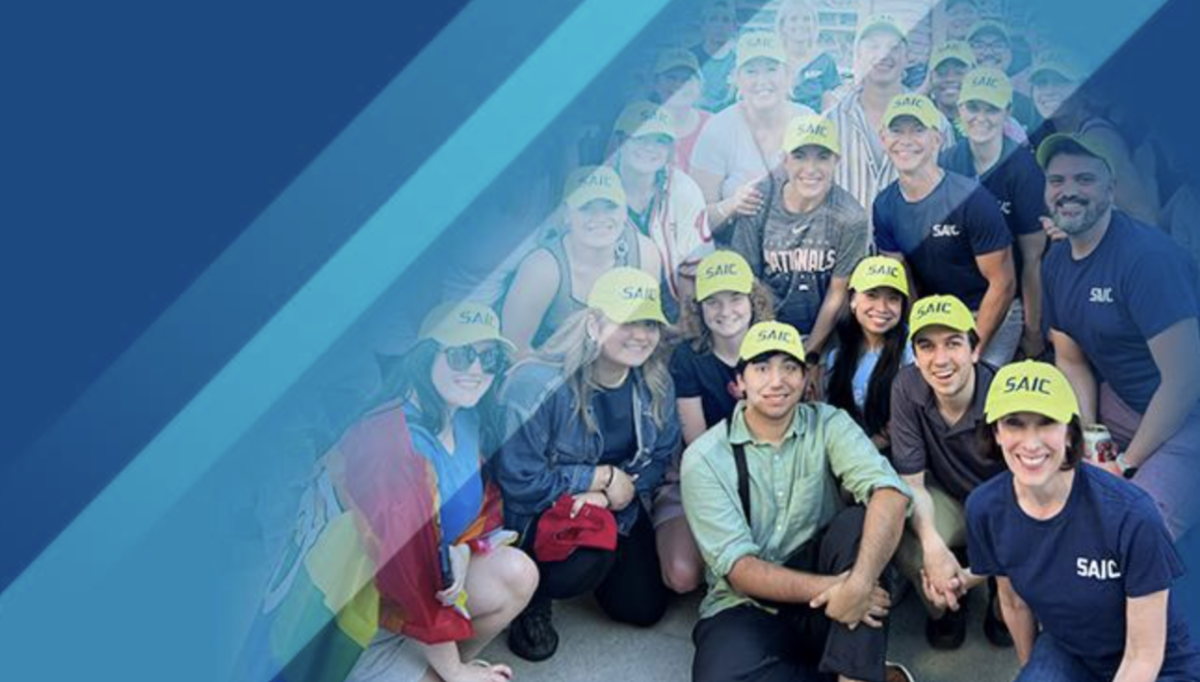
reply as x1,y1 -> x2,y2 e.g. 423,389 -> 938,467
682,320 -> 913,682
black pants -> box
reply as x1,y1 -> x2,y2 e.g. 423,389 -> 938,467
692,507 -> 889,682
525,507 -> 669,627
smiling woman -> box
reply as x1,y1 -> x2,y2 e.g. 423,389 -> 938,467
961,361 -> 1200,681
494,268 -> 681,663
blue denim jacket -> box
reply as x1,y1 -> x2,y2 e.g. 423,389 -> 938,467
495,361 -> 681,537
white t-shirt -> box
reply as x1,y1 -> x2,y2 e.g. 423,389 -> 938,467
690,101 -> 814,200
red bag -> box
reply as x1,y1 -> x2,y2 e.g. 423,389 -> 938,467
533,494 -> 618,562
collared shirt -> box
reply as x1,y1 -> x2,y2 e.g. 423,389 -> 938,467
681,401 -> 911,619
889,362 -> 1006,500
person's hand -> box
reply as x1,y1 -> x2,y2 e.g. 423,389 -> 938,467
810,572 -> 890,629
436,543 -> 472,607
443,659 -> 513,682
723,181 -> 766,219
803,364 -> 824,402
1084,457 -> 1124,478
570,491 -> 610,517
1019,327 -> 1046,360
923,544 -> 969,612
605,468 -> 638,511
1040,216 -> 1067,242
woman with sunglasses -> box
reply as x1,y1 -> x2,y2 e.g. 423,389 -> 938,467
823,256 -> 913,454
656,250 -> 775,595
496,267 -> 681,662
323,302 -> 537,682
502,166 -> 662,355
940,361 -> 1200,681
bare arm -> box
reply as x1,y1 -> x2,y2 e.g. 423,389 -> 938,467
692,167 -> 733,234
1113,590 -> 1170,682
677,397 -> 709,445
973,247 -> 1017,356
727,554 -> 843,605
850,486 -> 909,587
501,249 -> 559,356
903,472 -> 967,610
1017,231 -> 1048,358
806,276 -> 850,356
1051,329 -> 1099,425
997,577 -> 1038,665
1123,318 -> 1200,467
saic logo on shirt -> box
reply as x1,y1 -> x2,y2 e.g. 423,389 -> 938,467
1077,557 -> 1122,580
932,224 -> 961,238
998,201 -> 1012,215
1089,287 -> 1114,304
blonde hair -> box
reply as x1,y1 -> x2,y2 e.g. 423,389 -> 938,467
678,280 -> 777,354
775,0 -> 819,50
510,308 -> 673,433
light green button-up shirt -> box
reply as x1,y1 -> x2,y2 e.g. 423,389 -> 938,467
681,401 -> 912,619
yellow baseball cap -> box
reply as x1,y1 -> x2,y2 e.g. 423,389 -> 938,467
614,101 -> 675,141
587,267 -> 668,325
959,66 -> 1013,109
1035,131 -> 1117,176
967,19 -> 1010,44
884,93 -> 943,130
984,360 -> 1080,424
696,251 -> 754,301
736,32 -> 787,69
419,301 -> 516,351
563,165 -> 626,210
782,115 -> 841,156
849,256 -> 909,297
908,294 -> 976,341
739,321 -> 807,364
1030,52 -> 1081,83
929,40 -> 976,71
858,13 -> 907,43
654,47 -> 701,76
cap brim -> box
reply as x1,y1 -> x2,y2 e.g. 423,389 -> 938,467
1036,133 -> 1111,172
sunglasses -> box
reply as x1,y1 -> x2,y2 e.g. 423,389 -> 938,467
443,344 -> 508,374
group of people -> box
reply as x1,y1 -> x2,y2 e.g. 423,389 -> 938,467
250,2 -> 1200,682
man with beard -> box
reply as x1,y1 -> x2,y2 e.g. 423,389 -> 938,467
683,321 -> 914,682
1039,132 -> 1200,539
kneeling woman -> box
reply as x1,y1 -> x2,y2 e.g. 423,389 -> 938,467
497,267 -> 681,661
960,361 -> 1200,681
660,250 -> 774,593
824,256 -> 913,453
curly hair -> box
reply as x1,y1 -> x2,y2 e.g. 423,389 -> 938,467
677,279 -> 777,354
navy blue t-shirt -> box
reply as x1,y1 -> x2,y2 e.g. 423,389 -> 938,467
873,172 -> 1012,309
594,376 -> 637,465
1042,211 -> 1200,414
967,466 -> 1199,679
940,139 -> 1046,298
669,342 -> 740,429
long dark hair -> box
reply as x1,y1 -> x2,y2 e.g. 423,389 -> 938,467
826,292 -> 910,438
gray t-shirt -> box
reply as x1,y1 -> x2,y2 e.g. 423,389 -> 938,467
888,362 -> 1006,501
730,172 -> 868,333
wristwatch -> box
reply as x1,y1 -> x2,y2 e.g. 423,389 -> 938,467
1115,453 -> 1138,479
805,351 -> 821,366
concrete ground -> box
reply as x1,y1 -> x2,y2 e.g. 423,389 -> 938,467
482,586 -> 1020,682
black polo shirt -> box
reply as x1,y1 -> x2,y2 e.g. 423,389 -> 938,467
889,362 -> 1006,501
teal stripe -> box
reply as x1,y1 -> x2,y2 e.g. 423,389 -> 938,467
0,0 -> 670,674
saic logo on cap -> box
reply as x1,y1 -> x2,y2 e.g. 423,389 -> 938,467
580,174 -> 615,189
745,35 -> 772,49
970,74 -> 1001,89
798,121 -> 830,137
458,309 -> 497,327
895,95 -> 926,109
757,327 -> 795,344
1004,375 -> 1053,396
916,301 -> 952,318
867,263 -> 898,278
704,262 -> 740,279
622,285 -> 658,302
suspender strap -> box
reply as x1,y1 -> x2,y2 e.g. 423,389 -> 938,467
727,421 -> 751,521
